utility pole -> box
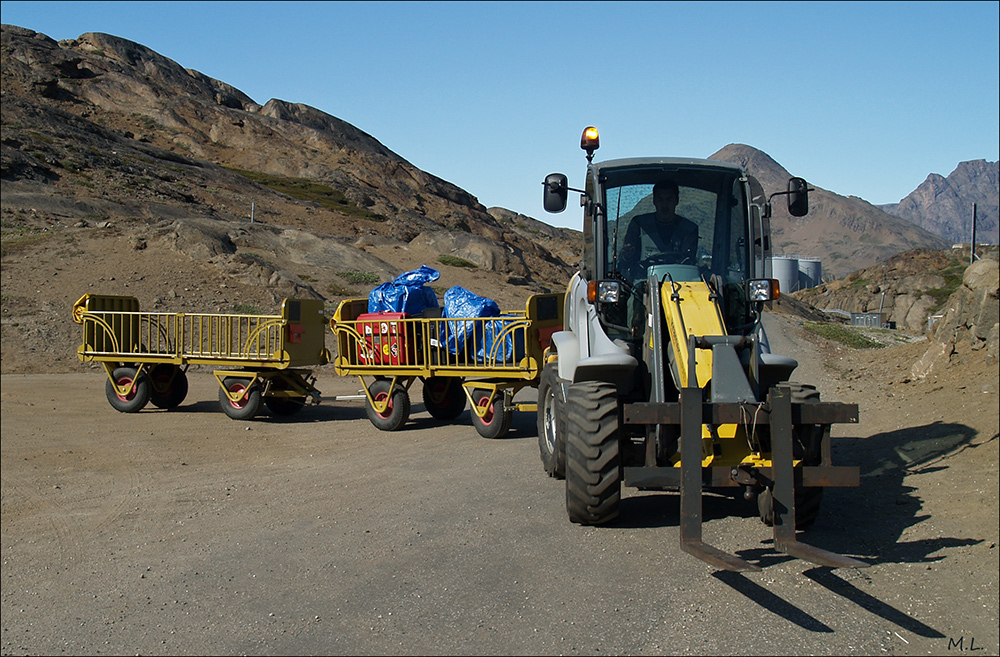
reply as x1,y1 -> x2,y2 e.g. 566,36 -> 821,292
970,203 -> 977,264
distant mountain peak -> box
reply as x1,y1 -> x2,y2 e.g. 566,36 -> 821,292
879,160 -> 998,245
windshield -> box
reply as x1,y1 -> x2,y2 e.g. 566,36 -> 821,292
601,165 -> 751,328
604,168 -> 746,280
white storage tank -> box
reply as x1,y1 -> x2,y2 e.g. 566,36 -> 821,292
798,258 -> 822,289
770,256 -> 800,294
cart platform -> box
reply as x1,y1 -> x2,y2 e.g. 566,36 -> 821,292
330,292 -> 564,437
73,294 -> 330,419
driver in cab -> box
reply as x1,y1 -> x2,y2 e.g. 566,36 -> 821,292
619,179 -> 698,281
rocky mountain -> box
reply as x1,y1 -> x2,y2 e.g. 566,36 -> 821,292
711,144 -> 952,279
878,159 -> 999,246
0,22 -> 977,311
0,24 -> 579,309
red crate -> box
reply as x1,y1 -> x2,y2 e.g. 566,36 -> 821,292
356,313 -> 413,365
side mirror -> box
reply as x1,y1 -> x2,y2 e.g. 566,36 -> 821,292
543,173 -> 568,213
787,177 -> 809,217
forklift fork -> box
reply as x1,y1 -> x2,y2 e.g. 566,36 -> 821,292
678,385 -> 868,572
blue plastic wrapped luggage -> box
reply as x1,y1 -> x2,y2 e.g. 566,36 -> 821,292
368,265 -> 440,315
441,286 -> 521,362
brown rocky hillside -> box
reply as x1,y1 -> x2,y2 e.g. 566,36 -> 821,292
792,246 -> 999,360
711,144 -> 952,279
1,25 -> 579,305
879,159 -> 999,245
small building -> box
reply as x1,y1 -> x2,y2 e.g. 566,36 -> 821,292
850,312 -> 887,328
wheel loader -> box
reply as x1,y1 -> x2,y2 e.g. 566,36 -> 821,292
537,127 -> 867,571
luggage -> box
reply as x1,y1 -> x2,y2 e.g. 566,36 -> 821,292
356,312 -> 414,365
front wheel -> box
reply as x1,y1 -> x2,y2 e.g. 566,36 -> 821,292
565,381 -> 622,525
470,389 -> 512,439
366,379 -> 411,431
537,364 -> 566,479
219,376 -> 263,420
757,382 -> 827,528
106,366 -> 151,413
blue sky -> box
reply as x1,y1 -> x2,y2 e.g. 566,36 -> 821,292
2,1 -> 997,229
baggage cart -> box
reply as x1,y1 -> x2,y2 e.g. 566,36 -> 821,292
330,292 -> 564,438
73,294 -> 330,419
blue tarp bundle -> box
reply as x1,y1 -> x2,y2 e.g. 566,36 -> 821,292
368,265 -> 440,315
441,286 -> 521,362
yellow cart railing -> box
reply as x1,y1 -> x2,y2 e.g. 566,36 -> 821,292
73,294 -> 330,419
330,292 -> 564,438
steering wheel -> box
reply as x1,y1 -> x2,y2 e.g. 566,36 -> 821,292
639,252 -> 692,270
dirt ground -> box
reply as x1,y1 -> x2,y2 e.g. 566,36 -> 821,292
1,316 -> 997,655
1,230 -> 998,654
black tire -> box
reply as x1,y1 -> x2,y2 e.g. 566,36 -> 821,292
757,486 -> 824,530
219,376 -> 263,421
265,377 -> 306,416
265,395 -> 306,416
758,382 -> 826,528
149,365 -> 188,409
564,382 -> 622,525
421,377 -> 466,421
537,364 -> 567,479
105,366 -> 151,413
470,389 -> 512,439
366,379 -> 410,431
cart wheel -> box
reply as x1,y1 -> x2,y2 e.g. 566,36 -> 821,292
105,366 -> 151,413
219,376 -> 262,420
265,396 -> 306,416
421,376 -> 466,421
264,376 -> 307,416
470,389 -> 512,439
366,379 -> 410,431
149,365 -> 188,409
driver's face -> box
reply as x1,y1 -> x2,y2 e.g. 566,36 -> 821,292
653,189 -> 678,215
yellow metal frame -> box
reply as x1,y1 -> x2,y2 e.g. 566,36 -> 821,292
74,294 -> 330,402
212,369 -> 322,406
660,280 -> 782,471
330,293 -> 564,409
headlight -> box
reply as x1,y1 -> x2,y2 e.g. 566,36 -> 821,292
587,280 -> 620,303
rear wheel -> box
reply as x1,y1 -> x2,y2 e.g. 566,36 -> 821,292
757,486 -> 824,529
219,376 -> 262,420
265,395 -> 306,416
470,389 -> 512,439
565,381 -> 621,525
758,383 -> 826,528
366,379 -> 410,431
265,377 -> 306,416
537,364 -> 566,479
421,377 -> 466,421
149,365 -> 188,409
106,366 -> 151,413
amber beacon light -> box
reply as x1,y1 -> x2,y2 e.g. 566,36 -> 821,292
580,126 -> 600,160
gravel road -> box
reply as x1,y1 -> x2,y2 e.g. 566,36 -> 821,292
2,314 -> 996,656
